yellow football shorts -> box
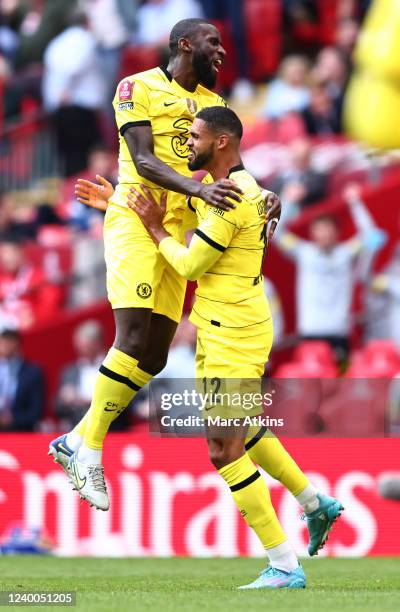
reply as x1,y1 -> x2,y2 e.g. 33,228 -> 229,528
195,325 -> 273,420
104,203 -> 187,323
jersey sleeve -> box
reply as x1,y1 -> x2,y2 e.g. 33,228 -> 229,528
113,78 -> 151,136
158,234 -> 223,281
194,205 -> 238,252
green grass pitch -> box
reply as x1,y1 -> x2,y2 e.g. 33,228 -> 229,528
0,557 -> 399,611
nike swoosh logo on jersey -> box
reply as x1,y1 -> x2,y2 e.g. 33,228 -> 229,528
164,100 -> 178,106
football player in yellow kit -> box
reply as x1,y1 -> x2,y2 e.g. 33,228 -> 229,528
130,106 -> 344,590
49,18 -> 249,509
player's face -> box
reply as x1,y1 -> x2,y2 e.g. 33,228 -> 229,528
187,119 -> 216,171
191,24 -> 226,89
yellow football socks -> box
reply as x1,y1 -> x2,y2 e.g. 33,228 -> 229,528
219,453 -> 287,549
245,429 -> 310,497
77,348 -> 139,450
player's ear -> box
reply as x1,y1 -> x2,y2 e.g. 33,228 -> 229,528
178,37 -> 191,53
217,134 -> 229,151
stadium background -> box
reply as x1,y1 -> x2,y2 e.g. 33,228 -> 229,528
0,0 -> 400,560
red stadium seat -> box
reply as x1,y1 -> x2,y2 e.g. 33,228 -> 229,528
363,340 -> 400,368
318,378 -> 387,436
275,360 -> 338,379
244,0 -> 282,80
346,341 -> 400,378
293,341 -> 337,368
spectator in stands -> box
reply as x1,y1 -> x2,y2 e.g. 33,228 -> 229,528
335,17 -> 359,66
55,320 -> 107,429
199,0 -> 253,101
157,316 -> 196,379
14,0 -> 77,70
0,1 -> 24,63
85,0 -> 136,105
0,192 -> 36,241
300,83 -> 341,136
61,144 -> 115,232
0,238 -> 62,330
136,0 -> 203,46
369,240 -> 400,349
275,184 -> 385,363
312,47 -> 348,124
0,328 -> 44,431
263,55 -> 310,120
84,0 -> 137,144
42,9 -> 106,176
2,1 -> 77,119
268,138 -> 327,223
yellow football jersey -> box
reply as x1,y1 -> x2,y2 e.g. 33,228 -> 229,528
111,66 -> 226,226
188,165 -> 272,337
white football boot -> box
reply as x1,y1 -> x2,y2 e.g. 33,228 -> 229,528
67,453 -> 109,511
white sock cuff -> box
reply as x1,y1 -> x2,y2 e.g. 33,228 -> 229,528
266,540 -> 299,573
295,484 -> 319,513
65,430 -> 83,452
77,444 -> 102,465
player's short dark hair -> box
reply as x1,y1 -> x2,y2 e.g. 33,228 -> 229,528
169,18 -> 213,57
196,106 -> 243,141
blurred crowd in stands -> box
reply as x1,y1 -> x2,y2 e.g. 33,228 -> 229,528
0,0 -> 399,433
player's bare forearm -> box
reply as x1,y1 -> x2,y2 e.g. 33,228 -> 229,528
263,191 -> 281,240
124,125 -> 242,209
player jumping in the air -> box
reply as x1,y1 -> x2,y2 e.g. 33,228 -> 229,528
127,106 -> 344,589
48,18 -> 280,509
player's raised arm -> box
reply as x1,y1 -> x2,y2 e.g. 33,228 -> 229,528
128,186 -> 224,281
124,124 -> 242,210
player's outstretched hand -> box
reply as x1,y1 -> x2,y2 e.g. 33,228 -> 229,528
264,191 -> 281,241
199,178 -> 242,210
74,174 -> 114,212
128,186 -> 167,232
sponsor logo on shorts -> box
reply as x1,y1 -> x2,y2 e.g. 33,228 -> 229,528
119,80 -> 134,101
136,282 -> 152,299
119,102 -> 134,111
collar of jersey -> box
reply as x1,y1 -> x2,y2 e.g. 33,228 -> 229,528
159,65 -> 200,96
227,163 -> 245,177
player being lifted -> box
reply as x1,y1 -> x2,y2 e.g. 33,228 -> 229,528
49,18 -> 281,508
128,107 -> 343,589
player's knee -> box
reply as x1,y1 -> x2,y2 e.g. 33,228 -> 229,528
114,332 -> 145,361
209,446 -> 242,470
138,350 -> 169,376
